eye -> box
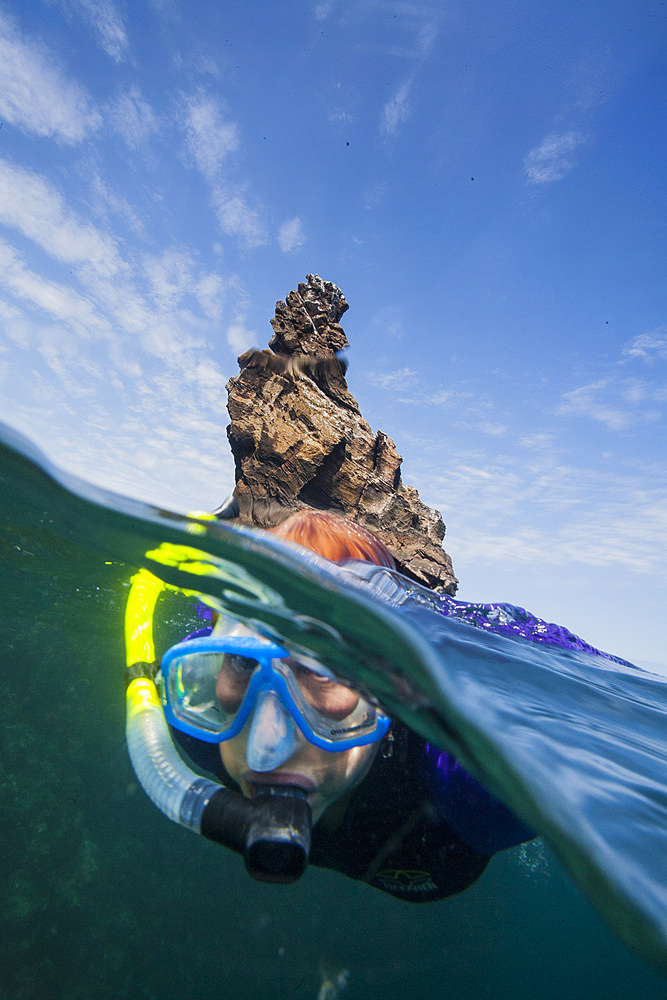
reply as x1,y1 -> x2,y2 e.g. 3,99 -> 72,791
223,653 -> 259,676
289,660 -> 331,684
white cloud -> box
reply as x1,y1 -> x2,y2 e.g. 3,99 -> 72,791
478,421 -> 507,436
226,321 -> 256,353
396,385 -> 474,408
0,161 -> 242,367
0,297 -> 21,323
185,361 -> 227,393
380,80 -> 413,137
367,366 -> 418,389
0,238 -> 110,336
89,172 -> 145,236
0,160 -> 125,279
329,107 -> 355,126
177,92 -> 266,249
213,189 -> 266,249
520,431 -> 558,451
32,324 -> 106,393
143,248 -> 195,310
141,319 -> 205,363
416,19 -> 438,57
74,0 -> 129,61
558,379 -> 631,430
557,374 -> 667,430
108,87 -> 158,148
182,92 -> 240,179
622,328 -> 667,363
524,130 -> 586,184
278,217 -> 306,253
419,449 -> 667,578
195,272 -> 226,321
0,9 -> 101,142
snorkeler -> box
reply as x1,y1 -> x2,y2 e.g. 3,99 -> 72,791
126,510 -> 534,899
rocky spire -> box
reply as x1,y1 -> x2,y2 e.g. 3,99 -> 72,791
225,274 -> 457,593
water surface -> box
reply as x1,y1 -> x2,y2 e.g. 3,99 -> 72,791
1,424 -> 665,999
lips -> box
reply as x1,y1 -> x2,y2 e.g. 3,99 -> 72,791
243,770 -> 317,797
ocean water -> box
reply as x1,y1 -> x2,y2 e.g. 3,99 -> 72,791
1,423 -> 666,1000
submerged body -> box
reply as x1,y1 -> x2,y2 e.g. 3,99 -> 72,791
166,510 -> 534,900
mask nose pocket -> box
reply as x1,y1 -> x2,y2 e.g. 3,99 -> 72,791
245,689 -> 305,772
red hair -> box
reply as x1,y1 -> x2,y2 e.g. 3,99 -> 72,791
270,510 -> 395,568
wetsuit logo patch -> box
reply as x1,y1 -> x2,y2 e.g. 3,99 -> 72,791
374,869 -> 438,894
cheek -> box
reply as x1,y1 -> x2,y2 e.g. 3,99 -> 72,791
219,737 -> 246,784
215,671 -> 245,712
312,744 -> 377,797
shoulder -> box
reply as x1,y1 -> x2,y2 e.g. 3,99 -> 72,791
310,725 -> 490,901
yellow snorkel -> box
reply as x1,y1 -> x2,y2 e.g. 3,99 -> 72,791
124,553 -> 312,882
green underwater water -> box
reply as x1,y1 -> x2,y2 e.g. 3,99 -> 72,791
1,428 -> 666,999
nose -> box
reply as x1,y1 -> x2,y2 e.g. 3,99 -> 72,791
245,689 -> 305,772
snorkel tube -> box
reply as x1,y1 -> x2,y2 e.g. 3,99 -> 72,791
124,567 -> 312,883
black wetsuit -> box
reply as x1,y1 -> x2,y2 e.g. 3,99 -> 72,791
309,725 -> 492,901
176,721 -> 533,902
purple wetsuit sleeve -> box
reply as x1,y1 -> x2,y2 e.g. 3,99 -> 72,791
421,744 -> 535,855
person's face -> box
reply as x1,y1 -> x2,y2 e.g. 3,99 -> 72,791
217,658 -> 381,822
219,728 -> 379,823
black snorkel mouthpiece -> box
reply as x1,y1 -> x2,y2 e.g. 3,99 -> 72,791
199,784 -> 312,884
245,785 -> 312,883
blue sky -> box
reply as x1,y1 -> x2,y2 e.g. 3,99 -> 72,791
0,0 -> 665,667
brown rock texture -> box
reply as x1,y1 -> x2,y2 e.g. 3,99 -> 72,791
225,274 -> 457,593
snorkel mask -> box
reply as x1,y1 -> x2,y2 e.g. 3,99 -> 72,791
160,633 -> 389,764
124,565 -> 389,883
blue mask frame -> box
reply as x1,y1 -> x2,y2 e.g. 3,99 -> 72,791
160,635 -> 391,751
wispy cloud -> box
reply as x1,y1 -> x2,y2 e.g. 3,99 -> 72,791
0,9 -> 101,142
558,379 -> 631,430
1,333 -> 237,512
363,181 -> 387,211
178,91 -> 266,249
380,80 -> 413,137
71,0 -> 129,61
418,447 -> 667,578
213,189 -> 266,249
558,376 -> 666,430
373,5 -> 439,138
89,172 -> 146,236
226,320 -> 257,353
314,1 -> 333,20
478,421 -> 507,437
278,217 -> 306,253
0,159 -> 125,279
415,17 -> 438,58
367,366 -> 418,389
0,239 -> 109,337
0,221 -> 241,513
108,87 -> 159,148
143,248 -> 196,311
395,385 -> 475,408
195,272 -> 226,321
328,106 -> 355,126
524,130 -> 586,184
181,92 -> 240,180
622,327 -> 667,363
0,161 -> 233,363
